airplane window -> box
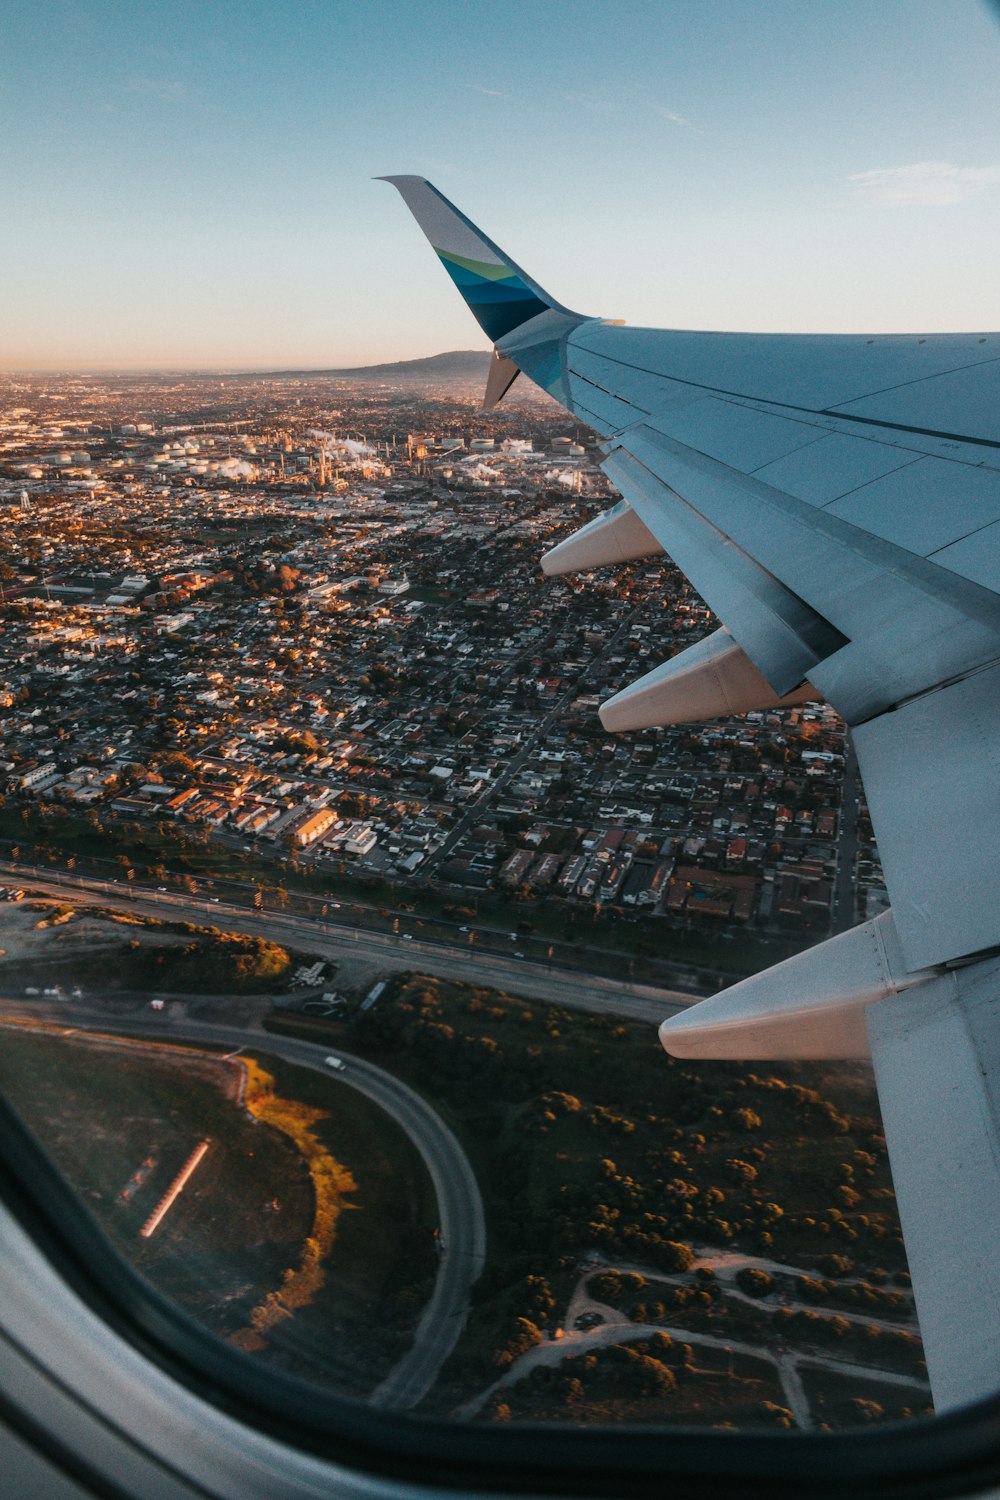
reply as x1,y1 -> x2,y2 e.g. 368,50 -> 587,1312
4,4 -> 1000,1492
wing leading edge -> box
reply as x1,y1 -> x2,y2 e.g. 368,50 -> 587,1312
382,176 -> 1000,1412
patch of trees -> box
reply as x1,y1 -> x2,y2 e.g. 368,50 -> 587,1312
152,751 -> 198,783
277,729 -> 321,754
223,559 -> 302,596
772,1307 -> 924,1376
589,1270 -> 648,1304
629,1283 -> 729,1326
802,1369 -> 932,1430
493,1336 -> 684,1419
490,1333 -> 795,1428
365,974 -> 911,1406
121,932 -> 290,993
795,1274 -> 909,1314
235,1058 -> 357,1348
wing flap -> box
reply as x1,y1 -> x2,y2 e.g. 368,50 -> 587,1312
602,447 -> 838,693
610,423 -> 1000,723
867,961 -> 1000,1411
853,663 -> 1000,969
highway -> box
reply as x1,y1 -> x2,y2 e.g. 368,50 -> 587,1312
0,1010 -> 485,1411
0,864 -> 695,1028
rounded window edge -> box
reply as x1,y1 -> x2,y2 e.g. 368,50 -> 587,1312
3,1093 -> 1000,1500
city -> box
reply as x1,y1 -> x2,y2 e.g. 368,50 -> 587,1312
0,365 -> 883,976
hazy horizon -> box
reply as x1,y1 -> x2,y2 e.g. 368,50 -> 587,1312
0,348 -> 489,378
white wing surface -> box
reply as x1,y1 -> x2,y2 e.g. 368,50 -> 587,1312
383,176 -> 1000,1411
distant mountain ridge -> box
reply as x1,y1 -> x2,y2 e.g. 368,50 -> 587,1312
260,350 -> 491,381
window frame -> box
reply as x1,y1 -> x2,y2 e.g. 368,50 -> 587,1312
3,1091 -> 1000,1500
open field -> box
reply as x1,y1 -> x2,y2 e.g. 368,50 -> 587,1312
0,1025 -> 435,1397
0,1026 -> 313,1334
0,899 -> 292,994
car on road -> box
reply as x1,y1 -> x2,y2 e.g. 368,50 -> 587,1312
401,933 -> 412,940
324,1055 -> 346,1072
573,1311 -> 605,1330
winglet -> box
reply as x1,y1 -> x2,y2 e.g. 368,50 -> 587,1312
483,349 -> 521,410
377,175 -> 577,344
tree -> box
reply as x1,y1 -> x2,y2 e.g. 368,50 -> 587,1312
736,1268 -> 773,1298
493,1317 -> 541,1369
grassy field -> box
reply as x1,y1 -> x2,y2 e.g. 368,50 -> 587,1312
0,910 -> 293,994
0,1026 -> 436,1397
246,1053 -> 438,1393
0,1026 -> 313,1333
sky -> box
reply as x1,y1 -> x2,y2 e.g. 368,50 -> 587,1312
3,0 -> 1000,370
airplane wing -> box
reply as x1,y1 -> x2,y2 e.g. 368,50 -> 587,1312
383,175 -> 1000,1414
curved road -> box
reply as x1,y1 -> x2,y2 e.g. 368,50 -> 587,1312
3,1011 -> 485,1411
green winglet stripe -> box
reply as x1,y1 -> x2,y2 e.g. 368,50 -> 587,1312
435,248 -> 519,283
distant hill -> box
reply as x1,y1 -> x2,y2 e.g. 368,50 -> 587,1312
260,350 -> 492,381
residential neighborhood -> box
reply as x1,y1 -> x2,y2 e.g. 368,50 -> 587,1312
0,368 -> 882,957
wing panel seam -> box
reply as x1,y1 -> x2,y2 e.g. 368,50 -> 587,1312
569,345 -> 1000,454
